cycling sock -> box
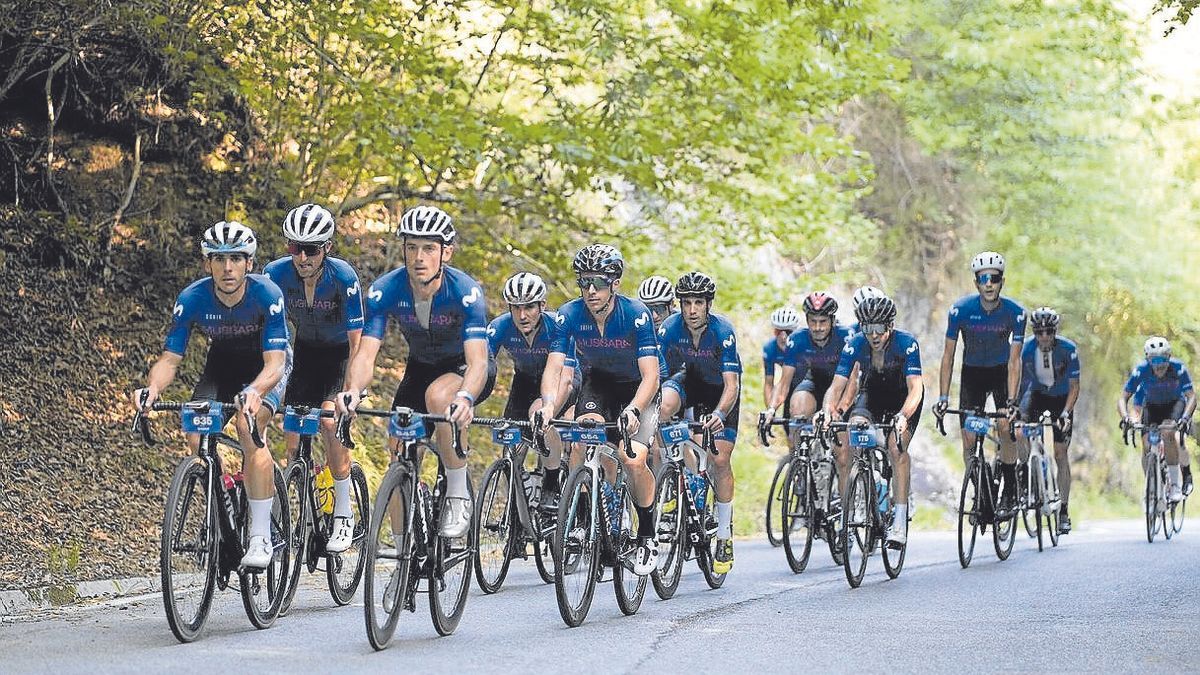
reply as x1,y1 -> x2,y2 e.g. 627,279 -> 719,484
543,467 -> 561,494
1169,464 -> 1182,488
333,477 -> 352,519
248,497 -> 273,540
894,502 -> 908,526
635,503 -> 655,538
716,500 -> 733,539
446,466 -> 469,499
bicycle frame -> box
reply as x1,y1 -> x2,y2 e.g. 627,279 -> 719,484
1014,411 -> 1061,517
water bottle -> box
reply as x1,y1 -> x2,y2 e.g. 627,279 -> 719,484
873,469 -> 888,515
600,481 -> 620,537
692,473 -> 708,512
314,465 -> 335,515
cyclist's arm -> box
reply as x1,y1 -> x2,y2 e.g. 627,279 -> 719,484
343,335 -> 383,394
540,351 -> 567,414
141,351 -> 183,402
938,337 -> 957,399
1006,341 -> 1022,402
1065,378 -> 1080,413
1117,389 -> 1133,420
457,339 -> 489,403
768,365 -> 796,412
839,363 -> 861,414
823,375 -> 848,417
900,374 -> 924,420
630,355 -> 661,412
716,371 -> 740,420
342,329 -> 363,388
246,349 -> 286,396
1184,389 -> 1197,419
554,363 -> 576,411
762,370 -> 775,409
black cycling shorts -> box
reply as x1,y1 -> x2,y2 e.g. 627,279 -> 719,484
851,381 -> 922,432
504,370 -> 580,431
577,371 -> 658,446
193,348 -> 288,413
666,371 -> 739,443
781,375 -> 803,418
1020,391 -> 1070,443
1143,399 -> 1185,427
285,341 -> 349,407
391,356 -> 497,413
959,363 -> 1008,426
795,372 -> 833,409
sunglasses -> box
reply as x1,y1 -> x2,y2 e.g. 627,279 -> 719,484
287,241 -> 327,256
862,323 -> 890,336
648,302 -> 673,317
1034,329 -> 1056,336
577,276 -> 615,290
975,272 -> 1003,285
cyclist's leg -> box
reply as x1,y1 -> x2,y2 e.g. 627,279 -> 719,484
957,365 -> 987,464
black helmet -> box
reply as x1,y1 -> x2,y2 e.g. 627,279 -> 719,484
572,244 -> 625,278
1030,306 -> 1060,331
854,295 -> 897,325
675,272 -> 717,299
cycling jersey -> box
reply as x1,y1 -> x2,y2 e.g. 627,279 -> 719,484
784,325 -> 852,383
835,330 -> 923,387
487,311 -> 576,376
945,295 -> 1027,367
164,275 -> 290,356
1019,335 -> 1080,398
762,337 -> 789,377
549,295 -> 658,381
657,313 -> 742,388
1124,359 -> 1193,406
263,256 -> 364,346
363,265 -> 488,364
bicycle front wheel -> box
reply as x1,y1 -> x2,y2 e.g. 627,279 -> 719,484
957,460 -> 979,569
473,459 -> 516,594
841,467 -> 871,588
1145,460 -> 1158,543
161,455 -> 217,643
781,459 -> 814,574
612,487 -> 647,616
765,456 -> 788,547
327,463 -> 369,605
430,481 -> 475,636
555,466 -> 599,627
697,478 -> 726,589
240,465 -> 291,629
651,463 -> 685,600
363,468 -> 413,651
1171,495 -> 1185,534
279,462 -> 309,616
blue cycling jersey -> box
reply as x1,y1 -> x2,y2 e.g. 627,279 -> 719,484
945,295 -> 1027,367
784,325 -> 852,382
164,275 -> 290,356
263,256 -> 364,346
487,311 -> 576,376
1020,336 -> 1080,398
363,265 -> 488,364
657,312 -> 742,387
762,337 -> 789,377
835,330 -> 922,388
1124,359 -> 1193,406
549,295 -> 659,381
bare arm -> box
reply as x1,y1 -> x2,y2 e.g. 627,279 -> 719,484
768,365 -> 796,412
342,329 -> 363,388
900,374 -> 925,420
539,352 -> 567,415
458,339 -> 489,402
135,351 -> 183,408
247,350 -> 286,396
1065,379 -> 1080,413
1006,341 -> 1022,402
717,371 -> 740,419
1117,390 -> 1133,419
823,374 -> 849,417
939,337 -> 957,400
630,355 -> 660,412
343,335 -> 383,395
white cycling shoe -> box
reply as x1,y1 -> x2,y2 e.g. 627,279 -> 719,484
439,497 -> 473,539
241,536 -> 272,569
632,538 -> 658,576
326,516 -> 355,553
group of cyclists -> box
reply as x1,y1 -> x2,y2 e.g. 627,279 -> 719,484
132,201 -> 1193,614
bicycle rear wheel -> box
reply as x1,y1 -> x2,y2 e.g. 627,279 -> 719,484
473,459 -> 516,594
279,462 -> 308,616
697,478 -> 726,589
363,468 -> 412,651
612,487 -> 647,616
327,463 -> 369,605
881,507 -> 906,579
1171,496 -> 1185,534
957,461 -> 979,569
765,457 -> 788,547
781,459 -> 814,574
555,466 -> 599,627
240,465 -> 290,629
651,463 -> 685,600
161,456 -> 218,643
842,468 -> 871,588
992,507 -> 1017,561
430,481 -> 475,636
533,535 -> 555,584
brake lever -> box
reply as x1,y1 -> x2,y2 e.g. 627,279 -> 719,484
617,413 -> 635,459
132,390 -> 156,445
757,411 -> 772,446
449,403 -> 466,460
236,392 -> 265,448
533,409 -> 550,457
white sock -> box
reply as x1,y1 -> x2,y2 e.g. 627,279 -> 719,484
249,497 -> 273,541
716,500 -> 733,539
894,502 -> 908,525
333,477 -> 352,519
1169,465 -> 1182,489
447,466 -> 469,499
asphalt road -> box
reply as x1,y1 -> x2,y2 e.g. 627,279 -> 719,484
3,520 -> 1198,673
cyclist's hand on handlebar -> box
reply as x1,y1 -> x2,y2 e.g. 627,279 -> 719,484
132,387 -> 158,412
932,397 -> 949,418
813,409 -> 829,433
448,398 -> 474,429
1058,411 -> 1073,435
702,412 -> 725,434
894,414 -> 909,438
621,405 -> 641,436
239,387 -> 262,417
336,390 -> 360,417
760,408 -> 775,424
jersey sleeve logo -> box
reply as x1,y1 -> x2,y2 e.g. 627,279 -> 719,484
905,342 -> 918,355
555,313 -> 566,325
486,325 -> 497,337
347,282 -> 359,297
269,298 -> 284,316
462,286 -> 481,307
173,303 -> 184,317
949,306 -> 959,317
843,343 -> 855,354
368,286 -> 383,302
723,334 -> 736,348
635,312 -> 648,328
785,337 -> 794,349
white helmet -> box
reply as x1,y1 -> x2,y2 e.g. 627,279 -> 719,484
201,221 -> 257,258
638,276 -> 675,304
397,205 -> 456,243
283,203 -> 335,243
970,251 -> 1006,274
1144,336 -> 1172,361
503,272 -> 547,305
770,306 -> 801,331
852,285 -> 885,310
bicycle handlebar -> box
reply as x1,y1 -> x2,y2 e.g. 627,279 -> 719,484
757,412 -> 826,451
538,414 -> 636,459
663,418 -> 718,456
935,408 -> 1013,441
131,393 -> 263,448
347,403 -> 465,459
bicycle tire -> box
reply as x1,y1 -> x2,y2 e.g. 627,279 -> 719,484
1032,461 -> 1044,553
363,468 -> 412,651
612,487 -> 647,616
1171,496 -> 1185,534
533,535 -> 555,585
957,459 -> 979,569
765,456 -> 788,547
327,463 -> 369,605
697,478 -> 726,589
554,465 -> 599,627
1145,458 -> 1158,543
842,467 -> 871,588
781,459 -> 814,574
430,480 -> 475,636
161,455 -> 218,643
240,465 -> 290,629
279,462 -> 309,616
473,459 -> 516,594
651,463 -> 685,600
881,502 -> 906,579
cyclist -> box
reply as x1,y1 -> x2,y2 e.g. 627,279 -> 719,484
487,272 -> 579,510
1133,384 -> 1195,497
933,251 -> 1027,511
264,203 -> 364,553
763,307 -> 801,416
1118,337 -> 1196,502
1017,307 -> 1080,534
833,285 -> 886,418
535,244 -> 661,575
132,221 -> 290,568
822,295 -> 923,546
762,292 -> 850,434
337,206 -> 496,538
639,275 -> 676,331
656,272 -> 742,573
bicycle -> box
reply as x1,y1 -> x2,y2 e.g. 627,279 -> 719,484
550,416 -> 648,627
826,418 -> 906,588
758,413 -> 842,573
472,415 -> 557,593
652,418 -> 725,599
132,393 -> 290,643
1012,411 -> 1061,552
937,408 -> 1017,568
353,404 -> 475,650
277,406 -> 369,615
1123,421 -> 1184,543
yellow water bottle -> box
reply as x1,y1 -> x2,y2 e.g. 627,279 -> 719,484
315,465 -> 335,514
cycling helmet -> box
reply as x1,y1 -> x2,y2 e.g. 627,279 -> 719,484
283,203 -> 335,243
1029,307 -> 1060,331
675,272 -> 717,300
855,295 -> 897,325
397,205 -> 456,243
572,244 -> 625,278
802,291 -> 838,317
851,285 -> 884,310
503,272 -> 548,304
1145,336 -> 1172,360
639,275 -> 675,303
770,307 -> 801,331
970,251 -> 1005,274
201,221 -> 257,258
